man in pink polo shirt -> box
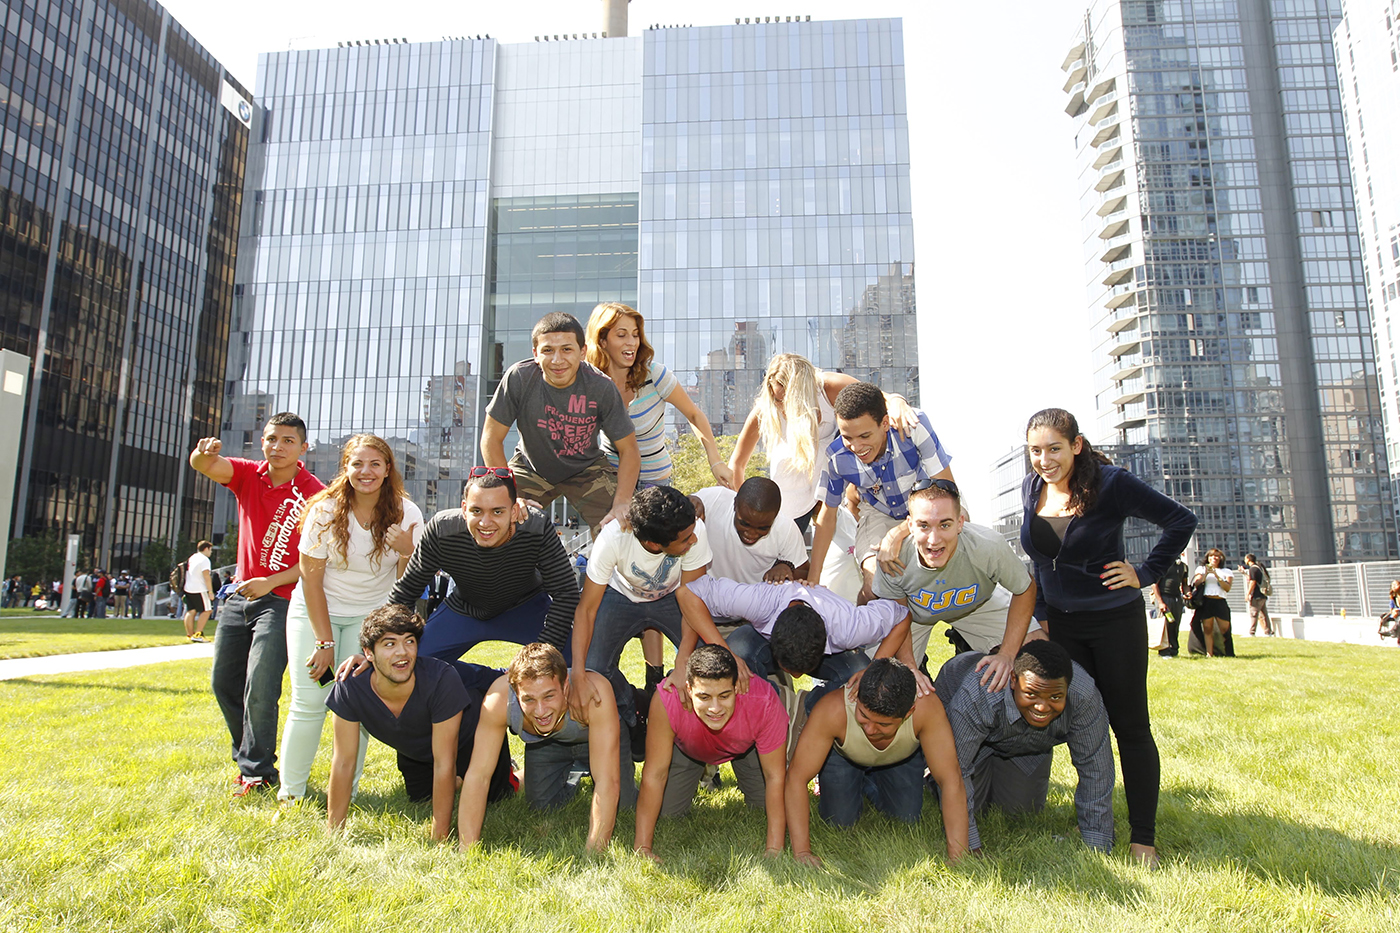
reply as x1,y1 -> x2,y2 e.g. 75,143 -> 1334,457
633,644 -> 787,863
189,413 -> 324,796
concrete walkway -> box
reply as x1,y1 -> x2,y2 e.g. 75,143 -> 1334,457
0,642 -> 214,681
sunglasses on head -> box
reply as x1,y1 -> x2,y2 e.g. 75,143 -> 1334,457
468,466 -> 515,480
911,477 -> 960,497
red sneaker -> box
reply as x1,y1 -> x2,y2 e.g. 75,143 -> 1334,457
233,775 -> 271,798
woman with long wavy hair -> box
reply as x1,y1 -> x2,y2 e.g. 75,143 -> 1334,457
1020,408 -> 1197,867
728,353 -> 918,532
277,434 -> 423,804
585,302 -> 735,490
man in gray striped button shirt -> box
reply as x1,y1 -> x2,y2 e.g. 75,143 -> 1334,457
933,640 -> 1116,853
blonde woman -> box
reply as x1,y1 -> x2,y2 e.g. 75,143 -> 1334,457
585,302 -> 734,490
278,434 -> 423,803
728,353 -> 918,531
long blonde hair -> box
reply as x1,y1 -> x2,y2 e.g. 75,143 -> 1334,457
752,354 -> 820,478
299,434 -> 406,566
585,302 -> 654,393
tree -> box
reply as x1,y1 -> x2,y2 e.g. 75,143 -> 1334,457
4,530 -> 72,582
666,434 -> 768,496
217,519 -> 239,569
139,540 -> 173,582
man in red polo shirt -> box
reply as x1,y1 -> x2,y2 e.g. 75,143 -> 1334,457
190,413 -> 324,796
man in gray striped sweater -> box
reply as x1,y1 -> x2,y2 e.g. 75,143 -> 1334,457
386,469 -> 579,663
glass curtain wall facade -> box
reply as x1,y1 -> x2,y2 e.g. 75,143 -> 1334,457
0,0 -> 249,566
226,21 -> 918,518
484,39 -> 642,405
640,20 -> 919,435
1063,0 -> 1394,565
225,40 -> 495,521
1334,0 -> 1400,529
485,194 -> 638,398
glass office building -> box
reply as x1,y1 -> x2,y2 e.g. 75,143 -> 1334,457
1334,0 -> 1400,529
0,0 -> 250,566
1062,0 -> 1394,564
640,21 -> 918,433
225,19 -> 919,520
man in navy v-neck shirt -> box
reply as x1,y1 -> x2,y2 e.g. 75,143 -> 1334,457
326,605 -> 513,841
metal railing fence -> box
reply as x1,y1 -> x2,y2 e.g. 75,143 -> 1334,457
1170,559 -> 1400,619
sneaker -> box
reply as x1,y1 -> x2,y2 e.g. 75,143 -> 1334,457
190,635 -> 207,643
233,775 -> 271,798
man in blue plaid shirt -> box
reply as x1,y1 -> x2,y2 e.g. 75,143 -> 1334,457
933,640 -> 1115,853
808,382 -> 953,602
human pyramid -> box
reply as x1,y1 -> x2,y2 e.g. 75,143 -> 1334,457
189,303 -> 1196,868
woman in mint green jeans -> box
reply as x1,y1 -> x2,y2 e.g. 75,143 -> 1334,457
277,434 -> 422,803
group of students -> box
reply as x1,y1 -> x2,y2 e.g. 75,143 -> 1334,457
190,304 -> 1197,867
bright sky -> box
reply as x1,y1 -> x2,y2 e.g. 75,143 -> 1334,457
160,0 -> 1097,518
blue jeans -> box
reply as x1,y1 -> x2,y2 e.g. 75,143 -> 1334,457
817,746 -> 927,827
520,729 -> 638,811
419,592 -> 567,664
211,592 -> 289,782
584,587 -> 684,726
725,623 -> 870,710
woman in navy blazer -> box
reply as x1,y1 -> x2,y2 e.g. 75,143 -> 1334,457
1020,408 -> 1197,867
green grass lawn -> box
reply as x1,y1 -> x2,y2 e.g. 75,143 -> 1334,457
0,638 -> 1396,931
0,608 -> 215,659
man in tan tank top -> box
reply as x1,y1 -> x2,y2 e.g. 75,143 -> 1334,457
784,658 -> 969,867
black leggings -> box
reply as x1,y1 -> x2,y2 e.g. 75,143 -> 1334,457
1047,598 -> 1159,847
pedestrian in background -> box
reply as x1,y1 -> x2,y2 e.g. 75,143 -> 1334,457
129,575 -> 148,618
1243,554 -> 1273,636
183,541 -> 215,643
112,572 -> 130,619
1152,554 -> 1189,658
1192,549 -> 1233,657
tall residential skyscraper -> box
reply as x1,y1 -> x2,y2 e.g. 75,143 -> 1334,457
1334,0 -> 1400,525
1062,0 -> 1394,565
0,0 -> 251,565
224,17 -> 918,521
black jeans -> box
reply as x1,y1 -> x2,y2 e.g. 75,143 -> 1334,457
1047,598 -> 1159,847
398,661 -> 514,803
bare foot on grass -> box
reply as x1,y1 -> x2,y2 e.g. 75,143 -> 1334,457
1129,843 -> 1159,869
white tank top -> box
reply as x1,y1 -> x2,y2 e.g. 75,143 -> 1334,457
769,376 -> 837,523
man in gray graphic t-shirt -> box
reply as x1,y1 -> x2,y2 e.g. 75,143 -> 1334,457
482,311 -> 639,534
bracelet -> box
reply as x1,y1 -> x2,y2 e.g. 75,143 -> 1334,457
315,641 -> 335,650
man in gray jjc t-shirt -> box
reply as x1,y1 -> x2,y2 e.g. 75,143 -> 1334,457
873,480 -> 1040,693
481,311 -> 640,534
